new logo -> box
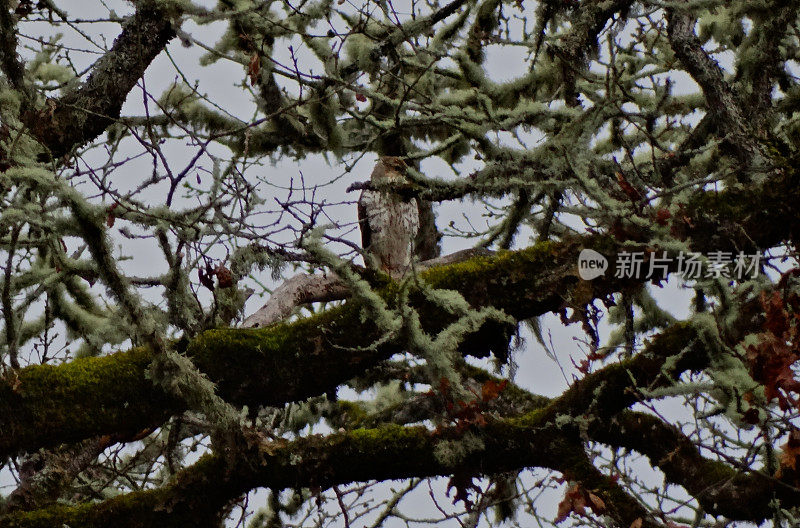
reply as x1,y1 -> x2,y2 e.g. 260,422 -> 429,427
578,249 -> 608,280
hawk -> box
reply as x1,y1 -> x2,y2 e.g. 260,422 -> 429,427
358,157 -> 420,277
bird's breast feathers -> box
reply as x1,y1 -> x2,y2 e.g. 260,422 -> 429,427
359,190 -> 419,274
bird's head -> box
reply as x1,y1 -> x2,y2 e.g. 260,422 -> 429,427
371,156 -> 408,183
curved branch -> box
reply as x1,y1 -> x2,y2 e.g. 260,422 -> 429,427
23,2 -> 176,158
0,157 -> 796,458
0,152 -> 797,457
666,3 -> 762,160
591,411 -> 790,523
737,2 -> 799,124
8,402 -> 799,527
0,2 -> 27,92
0,419 -> 661,528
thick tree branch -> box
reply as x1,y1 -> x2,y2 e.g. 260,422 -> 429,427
0,155 -> 798,458
22,2 -> 176,158
0,250 -> 787,524
591,411 -> 789,523
0,2 -> 27,92
552,0 -> 633,63
0,417 -> 663,528
739,2 -> 799,125
462,365 -> 791,523
5,436 -> 112,513
0,240 -> 580,458
666,3 -> 764,160
242,248 -> 491,328
4,3 -> 800,526
8,387 -> 800,527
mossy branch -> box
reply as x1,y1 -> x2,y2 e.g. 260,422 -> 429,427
6,386 -> 796,527
0,184 -> 794,460
0,240 -> 579,458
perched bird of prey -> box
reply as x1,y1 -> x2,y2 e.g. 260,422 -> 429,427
358,157 -> 420,277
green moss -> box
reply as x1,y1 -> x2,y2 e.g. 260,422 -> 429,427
420,242 -> 556,286
334,400 -> 368,427
1,455 -> 229,527
0,346 -> 177,456
418,242 -> 564,320
0,243 -> 591,459
347,423 -> 428,451
506,407 -> 547,429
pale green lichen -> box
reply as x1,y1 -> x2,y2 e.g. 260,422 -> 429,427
433,432 -> 485,467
